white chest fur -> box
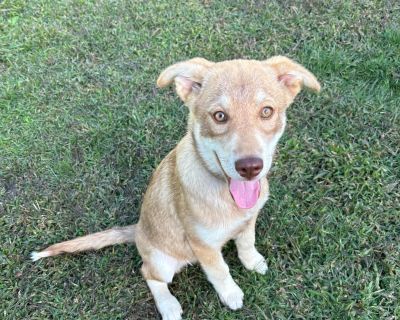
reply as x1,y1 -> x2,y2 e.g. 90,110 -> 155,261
194,211 -> 254,248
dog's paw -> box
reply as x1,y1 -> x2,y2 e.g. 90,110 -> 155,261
218,283 -> 244,310
239,250 -> 268,275
253,259 -> 268,275
157,295 -> 183,320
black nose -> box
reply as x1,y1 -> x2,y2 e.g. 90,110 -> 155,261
235,157 -> 263,180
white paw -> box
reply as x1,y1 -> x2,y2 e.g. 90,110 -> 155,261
239,250 -> 268,275
219,283 -> 244,310
253,259 -> 268,275
157,295 -> 183,320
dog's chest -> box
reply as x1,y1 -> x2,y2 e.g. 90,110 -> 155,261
193,211 -> 254,247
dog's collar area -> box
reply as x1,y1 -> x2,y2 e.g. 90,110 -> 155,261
190,131 -> 226,181
213,151 -> 230,183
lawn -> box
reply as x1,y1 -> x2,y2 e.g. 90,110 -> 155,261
0,0 -> 399,319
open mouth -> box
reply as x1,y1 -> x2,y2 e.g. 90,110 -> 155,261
229,178 -> 261,209
213,152 -> 261,209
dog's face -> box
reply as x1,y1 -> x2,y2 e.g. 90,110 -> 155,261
158,57 -> 320,208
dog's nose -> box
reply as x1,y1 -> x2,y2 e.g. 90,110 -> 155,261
235,157 -> 263,180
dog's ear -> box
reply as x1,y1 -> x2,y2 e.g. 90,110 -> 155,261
263,56 -> 321,98
157,58 -> 214,102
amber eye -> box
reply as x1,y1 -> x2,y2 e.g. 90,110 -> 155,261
213,111 -> 228,123
261,106 -> 274,119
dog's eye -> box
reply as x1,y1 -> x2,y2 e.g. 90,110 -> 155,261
213,111 -> 228,123
261,106 -> 274,119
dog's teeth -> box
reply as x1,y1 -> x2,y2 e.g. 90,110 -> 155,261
30,251 -> 50,261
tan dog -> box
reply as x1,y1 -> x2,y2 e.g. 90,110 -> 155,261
31,56 -> 320,320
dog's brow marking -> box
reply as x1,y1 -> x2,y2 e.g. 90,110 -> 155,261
219,95 -> 230,108
256,91 -> 266,103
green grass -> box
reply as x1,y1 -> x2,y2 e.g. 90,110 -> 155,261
1,0 -> 399,319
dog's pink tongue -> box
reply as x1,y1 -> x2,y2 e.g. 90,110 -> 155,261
229,179 -> 260,209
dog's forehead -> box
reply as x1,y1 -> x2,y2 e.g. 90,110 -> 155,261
201,60 -> 278,107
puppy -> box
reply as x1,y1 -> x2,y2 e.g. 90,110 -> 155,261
31,56 -> 320,320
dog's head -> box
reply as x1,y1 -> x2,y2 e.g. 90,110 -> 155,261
157,57 -> 320,209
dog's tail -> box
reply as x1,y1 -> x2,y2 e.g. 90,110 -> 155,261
30,225 -> 137,261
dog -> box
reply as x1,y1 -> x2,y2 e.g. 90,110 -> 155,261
31,56 -> 320,320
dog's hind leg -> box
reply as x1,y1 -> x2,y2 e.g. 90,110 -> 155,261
141,250 -> 187,320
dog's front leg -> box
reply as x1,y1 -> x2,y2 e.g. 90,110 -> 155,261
235,215 -> 268,274
189,240 -> 244,310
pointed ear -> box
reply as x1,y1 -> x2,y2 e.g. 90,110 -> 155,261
157,58 -> 214,102
263,56 -> 321,98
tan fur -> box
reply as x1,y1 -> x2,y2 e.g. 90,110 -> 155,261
32,56 -> 320,320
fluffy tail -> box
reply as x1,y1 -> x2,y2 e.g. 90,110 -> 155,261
31,225 -> 137,261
